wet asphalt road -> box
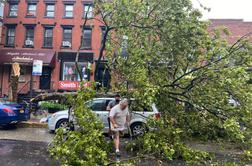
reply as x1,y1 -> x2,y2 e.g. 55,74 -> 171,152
0,127 -> 58,166
0,127 -> 54,143
0,139 -> 58,166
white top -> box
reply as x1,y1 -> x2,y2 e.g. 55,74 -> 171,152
109,104 -> 129,131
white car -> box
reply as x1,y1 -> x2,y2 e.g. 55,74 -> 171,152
48,98 -> 160,136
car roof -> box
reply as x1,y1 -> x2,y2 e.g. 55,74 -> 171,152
93,98 -> 115,100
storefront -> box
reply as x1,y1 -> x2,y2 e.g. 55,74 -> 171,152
58,51 -> 93,91
0,49 -> 55,96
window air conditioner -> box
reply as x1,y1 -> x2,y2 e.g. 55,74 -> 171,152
25,40 -> 34,46
62,41 -> 71,47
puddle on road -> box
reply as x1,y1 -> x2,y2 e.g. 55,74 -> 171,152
0,144 -> 13,155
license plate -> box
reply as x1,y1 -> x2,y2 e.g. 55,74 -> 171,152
20,110 -> 24,113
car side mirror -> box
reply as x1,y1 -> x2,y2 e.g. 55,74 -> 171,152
143,108 -> 148,113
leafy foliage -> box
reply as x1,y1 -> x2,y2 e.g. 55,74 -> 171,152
50,0 -> 252,164
95,0 -> 252,163
49,83 -> 109,165
40,101 -> 68,111
126,116 -> 211,164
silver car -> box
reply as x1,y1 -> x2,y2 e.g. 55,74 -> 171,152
48,98 -> 160,136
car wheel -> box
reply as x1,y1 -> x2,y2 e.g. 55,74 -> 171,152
130,122 -> 146,137
56,119 -> 70,133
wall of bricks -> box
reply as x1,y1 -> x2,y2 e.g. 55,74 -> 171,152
0,0 -> 105,95
209,19 -> 252,43
1,1 -> 252,96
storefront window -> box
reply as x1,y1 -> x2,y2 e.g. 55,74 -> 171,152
62,62 -> 89,81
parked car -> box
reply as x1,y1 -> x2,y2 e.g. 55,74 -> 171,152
0,99 -> 30,126
48,98 -> 160,136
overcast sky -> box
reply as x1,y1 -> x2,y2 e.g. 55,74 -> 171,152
0,1 -> 251,20
192,0 -> 252,21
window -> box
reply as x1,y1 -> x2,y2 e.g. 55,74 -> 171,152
18,66 -> 26,83
25,27 -> 34,47
62,28 -> 72,48
45,4 -> 54,17
83,4 -> 93,18
64,4 -> 73,18
90,99 -> 107,111
101,27 -> 106,44
62,62 -> 88,81
82,28 -> 92,49
27,4 -> 36,17
9,4 -> 18,17
6,27 -> 15,46
43,27 -> 53,47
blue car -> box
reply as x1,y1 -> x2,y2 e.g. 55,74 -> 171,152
0,99 -> 30,126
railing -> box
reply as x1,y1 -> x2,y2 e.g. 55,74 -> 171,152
17,80 -> 31,94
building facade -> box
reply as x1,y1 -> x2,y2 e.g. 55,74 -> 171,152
209,19 -> 252,44
0,16 -> 2,45
0,0 -> 106,96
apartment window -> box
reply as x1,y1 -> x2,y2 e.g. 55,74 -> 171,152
101,27 -> 106,44
62,28 -> 72,48
27,4 -> 37,17
45,4 -> 55,17
6,27 -> 15,46
82,28 -> 92,49
43,27 -> 53,47
64,4 -> 73,18
9,4 -> 18,17
83,4 -> 93,18
24,27 -> 34,47
62,62 -> 88,81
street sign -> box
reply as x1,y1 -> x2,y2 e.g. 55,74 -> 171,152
32,60 -> 43,76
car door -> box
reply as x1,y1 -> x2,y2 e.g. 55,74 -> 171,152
90,99 -> 109,128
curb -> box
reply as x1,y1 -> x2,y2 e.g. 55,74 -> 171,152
18,121 -> 48,128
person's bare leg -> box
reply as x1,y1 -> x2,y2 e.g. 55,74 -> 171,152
114,132 -> 120,152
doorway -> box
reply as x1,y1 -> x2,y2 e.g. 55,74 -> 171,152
40,67 -> 51,90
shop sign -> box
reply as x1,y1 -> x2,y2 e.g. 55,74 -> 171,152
32,60 -> 43,76
58,81 -> 91,90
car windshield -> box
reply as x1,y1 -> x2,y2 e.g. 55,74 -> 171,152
0,99 -> 16,105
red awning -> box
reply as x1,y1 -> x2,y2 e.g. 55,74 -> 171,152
0,49 -> 56,67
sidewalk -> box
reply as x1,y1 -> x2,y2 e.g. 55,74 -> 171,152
18,113 -> 48,128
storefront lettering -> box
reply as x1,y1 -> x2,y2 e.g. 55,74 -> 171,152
59,81 -> 79,90
58,81 -> 91,90
6,52 -> 46,57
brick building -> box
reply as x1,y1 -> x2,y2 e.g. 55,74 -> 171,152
0,0 -> 107,97
0,16 -> 2,45
0,1 -> 251,99
209,19 -> 252,43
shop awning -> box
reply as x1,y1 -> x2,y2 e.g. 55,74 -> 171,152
0,49 -> 56,67
58,52 -> 93,62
